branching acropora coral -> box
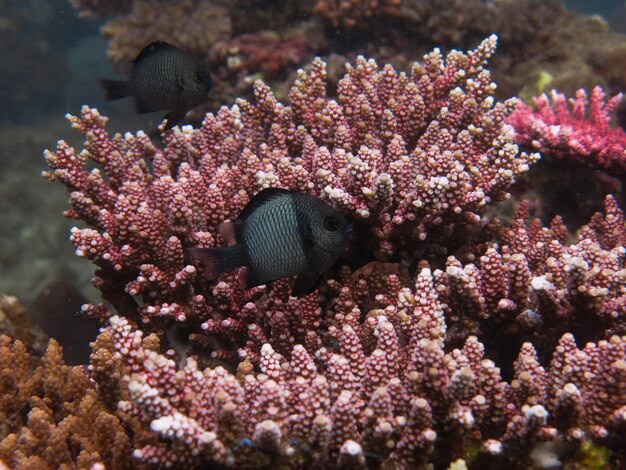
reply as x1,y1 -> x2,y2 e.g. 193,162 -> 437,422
0,336 -> 146,469
101,284 -> 626,468
508,86 -> 626,178
43,36 -> 537,348
39,36 -> 626,468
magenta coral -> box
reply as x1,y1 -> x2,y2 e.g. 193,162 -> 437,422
437,195 -> 626,357
41,36 -> 626,468
105,282 -> 626,468
507,86 -> 626,178
81,196 -> 626,468
43,36 -> 536,346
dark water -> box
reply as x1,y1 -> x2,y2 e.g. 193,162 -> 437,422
0,0 -> 624,314
566,0 -> 624,17
0,0 -> 151,310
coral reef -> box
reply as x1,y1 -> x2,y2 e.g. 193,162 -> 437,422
0,335 -> 148,469
73,0 -> 626,116
1,1 -> 625,469
100,282 -> 626,468
33,36 -> 626,468
508,86 -> 626,179
43,36 -> 536,348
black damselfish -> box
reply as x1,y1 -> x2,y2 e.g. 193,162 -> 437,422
188,188 -> 351,296
100,41 -> 212,129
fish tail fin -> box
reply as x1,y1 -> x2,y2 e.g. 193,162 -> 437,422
187,246 -> 235,280
99,79 -> 132,101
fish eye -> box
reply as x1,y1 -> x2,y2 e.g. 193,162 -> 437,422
323,216 -> 340,232
193,72 -> 205,83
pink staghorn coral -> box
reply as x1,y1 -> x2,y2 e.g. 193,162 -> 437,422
508,86 -> 626,178
434,194 -> 626,363
42,37 -> 626,467
103,278 -> 626,468
43,36 -> 536,342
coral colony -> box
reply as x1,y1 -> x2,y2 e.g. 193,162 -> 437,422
508,86 -> 626,179
70,0 -> 626,108
2,35 -> 626,469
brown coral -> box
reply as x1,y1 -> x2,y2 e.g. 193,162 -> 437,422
74,0 -> 626,113
314,0 -> 401,29
0,336 -> 143,469
101,0 -> 232,63
0,295 -> 47,353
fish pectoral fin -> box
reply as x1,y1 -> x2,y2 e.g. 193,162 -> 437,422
238,266 -> 266,290
218,220 -> 241,246
163,108 -> 188,129
291,270 -> 323,297
186,246 -> 226,280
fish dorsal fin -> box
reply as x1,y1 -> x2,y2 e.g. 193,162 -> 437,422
218,220 -> 240,246
237,188 -> 292,221
132,41 -> 178,64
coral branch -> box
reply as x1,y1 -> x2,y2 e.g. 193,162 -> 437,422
508,87 -> 626,178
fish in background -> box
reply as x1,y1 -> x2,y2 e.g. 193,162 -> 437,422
188,188 -> 351,296
29,280 -> 100,365
100,41 -> 212,129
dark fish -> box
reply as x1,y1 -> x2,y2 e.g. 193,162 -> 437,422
100,41 -> 212,129
188,188 -> 351,296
